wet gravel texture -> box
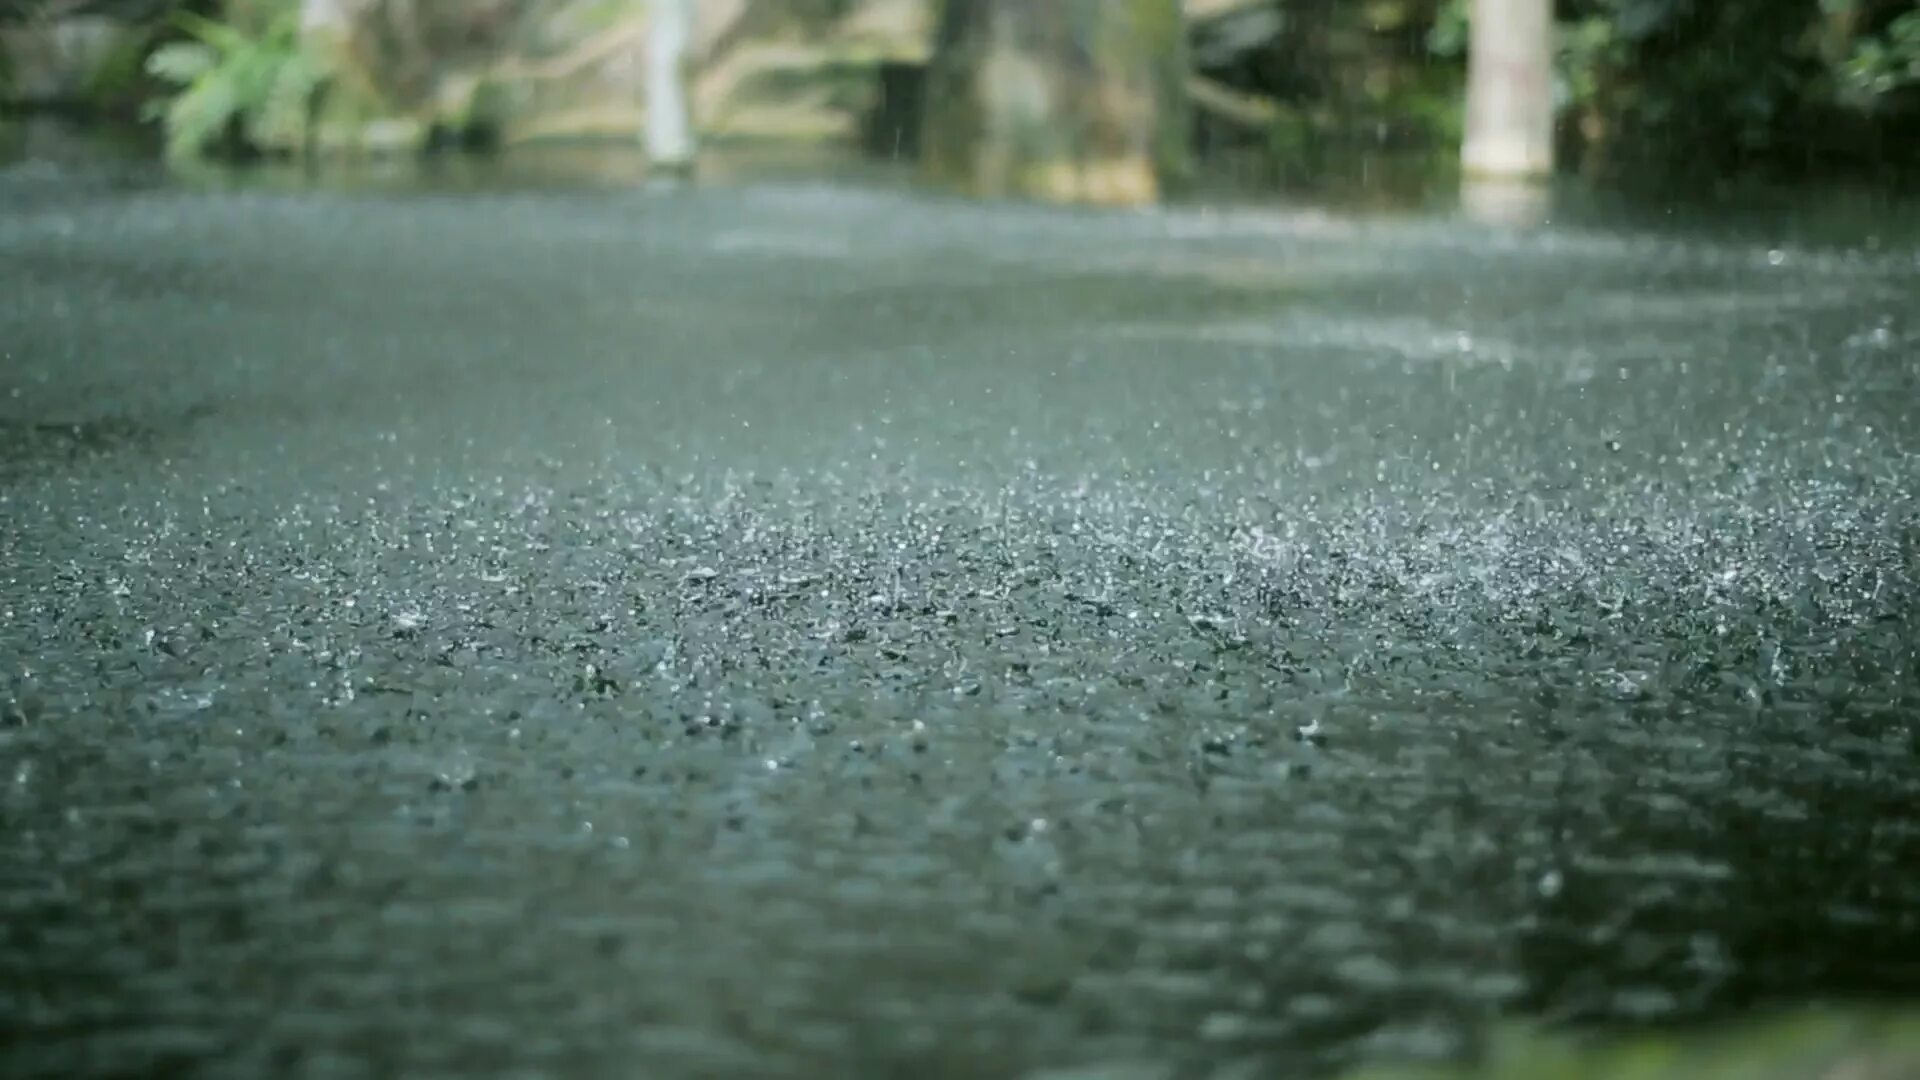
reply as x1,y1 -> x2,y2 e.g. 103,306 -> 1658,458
2,163 -> 1919,1079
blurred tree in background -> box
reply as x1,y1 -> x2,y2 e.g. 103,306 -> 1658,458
2,0 -> 936,158
920,0 -> 1189,204
3,0 -> 1919,184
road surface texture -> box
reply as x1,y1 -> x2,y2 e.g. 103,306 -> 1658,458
3,157 -> 1919,1079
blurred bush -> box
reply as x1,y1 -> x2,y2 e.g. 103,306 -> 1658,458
0,7 -> 157,114
1844,8 -> 1920,102
144,1 -> 318,160
1537,0 -> 1920,176
1187,0 -> 1920,181
16,0 -> 1920,179
127,0 -> 932,159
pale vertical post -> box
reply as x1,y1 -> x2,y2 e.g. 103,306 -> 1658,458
646,0 -> 695,173
1462,0 -> 1554,179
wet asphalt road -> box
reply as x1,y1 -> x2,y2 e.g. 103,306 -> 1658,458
2,160 -> 1919,1079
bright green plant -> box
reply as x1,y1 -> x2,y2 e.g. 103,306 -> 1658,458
143,3 -> 323,160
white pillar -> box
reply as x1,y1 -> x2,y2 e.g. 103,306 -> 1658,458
1461,175 -> 1551,227
646,0 -> 695,173
1461,0 -> 1554,179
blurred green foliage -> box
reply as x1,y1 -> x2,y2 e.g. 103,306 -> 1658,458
103,0 -> 1920,175
1525,0 -> 1917,173
1211,0 -> 1920,177
1544,1 -> 1815,166
1424,0 -> 1467,59
143,0 -> 320,160
85,24 -> 161,109
1844,9 -> 1920,100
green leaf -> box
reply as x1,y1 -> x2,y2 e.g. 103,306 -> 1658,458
250,53 -> 322,149
144,41 -> 218,86
174,11 -> 252,56
163,69 -> 241,160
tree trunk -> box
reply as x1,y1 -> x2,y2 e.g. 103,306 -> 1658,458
1461,0 -> 1553,179
646,0 -> 694,174
920,0 -> 1189,206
